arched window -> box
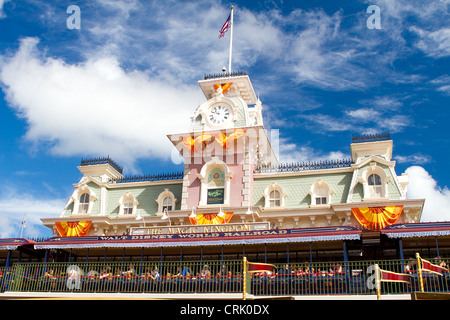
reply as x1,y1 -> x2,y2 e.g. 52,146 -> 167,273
314,186 -> 328,205
118,192 -> 139,216
263,182 -> 286,209
269,190 -> 281,207
197,157 -> 233,207
309,179 -> 332,207
368,173 -> 383,198
162,196 -> 174,211
359,163 -> 389,200
207,168 -> 225,205
79,193 -> 90,214
68,184 -> 97,216
123,197 -> 134,215
156,189 -> 178,214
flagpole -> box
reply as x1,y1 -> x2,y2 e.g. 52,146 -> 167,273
375,264 -> 381,300
243,256 -> 247,300
416,252 -> 424,293
228,5 -> 234,73
20,213 -> 26,238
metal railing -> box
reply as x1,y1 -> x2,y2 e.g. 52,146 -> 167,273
255,159 -> 353,174
1,258 -> 449,296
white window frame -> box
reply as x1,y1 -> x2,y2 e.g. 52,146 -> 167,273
309,179 -> 332,208
119,192 -> 139,216
70,184 -> 98,216
359,162 -> 390,201
156,189 -> 178,215
79,193 -> 90,214
197,157 -> 233,208
263,182 -> 286,209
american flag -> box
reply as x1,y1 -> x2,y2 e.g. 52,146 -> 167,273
218,14 -> 231,39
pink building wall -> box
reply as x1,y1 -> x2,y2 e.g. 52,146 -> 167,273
185,153 -> 247,209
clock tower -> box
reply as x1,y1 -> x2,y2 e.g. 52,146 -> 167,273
167,72 -> 278,212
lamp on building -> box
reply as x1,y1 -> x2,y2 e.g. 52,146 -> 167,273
135,211 -> 146,227
189,208 -> 198,225
245,206 -> 255,223
217,206 -> 226,223
161,208 -> 171,226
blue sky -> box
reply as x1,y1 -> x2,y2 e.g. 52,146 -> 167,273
0,0 -> 449,238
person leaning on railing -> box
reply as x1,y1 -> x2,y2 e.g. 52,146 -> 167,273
100,266 -> 112,279
201,265 -> 211,279
122,264 -> 135,279
180,265 -> 191,278
44,269 -> 56,279
277,264 -> 293,277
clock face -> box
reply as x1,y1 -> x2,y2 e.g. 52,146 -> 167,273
207,105 -> 231,126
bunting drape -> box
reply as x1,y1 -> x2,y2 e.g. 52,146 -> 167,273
213,83 -> 233,93
55,221 -> 92,237
181,130 -> 245,152
214,129 -> 245,149
189,212 -> 233,225
351,206 -> 403,230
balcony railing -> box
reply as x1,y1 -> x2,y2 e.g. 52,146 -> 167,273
352,132 -> 390,144
255,159 -> 353,174
111,171 -> 184,184
80,156 -> 124,174
204,70 -> 247,80
1,258 -> 449,296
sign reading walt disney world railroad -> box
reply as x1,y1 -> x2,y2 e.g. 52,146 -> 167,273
130,222 -> 270,236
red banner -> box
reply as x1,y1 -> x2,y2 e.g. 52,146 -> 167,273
247,262 -> 277,274
380,269 -> 411,284
421,259 -> 449,275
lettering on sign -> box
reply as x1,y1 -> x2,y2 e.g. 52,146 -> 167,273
130,222 -> 270,236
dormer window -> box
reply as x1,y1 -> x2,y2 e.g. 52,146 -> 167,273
359,162 -> 390,200
368,173 -> 383,198
69,185 -> 97,216
79,193 -> 90,214
118,192 -> 139,216
156,189 -> 178,215
309,179 -> 332,208
269,190 -> 281,207
162,196 -> 174,211
123,198 -> 134,215
263,182 -> 286,209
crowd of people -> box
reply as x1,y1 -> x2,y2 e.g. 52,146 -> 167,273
38,258 -> 449,282
62,263 -> 348,281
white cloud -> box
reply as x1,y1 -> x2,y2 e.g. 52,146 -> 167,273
410,26 -> 450,58
276,137 -> 346,164
396,154 -> 431,165
346,108 -> 381,120
0,188 -> 65,238
0,37 -> 204,171
430,74 -> 450,95
406,166 -> 450,222
0,0 -> 9,18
